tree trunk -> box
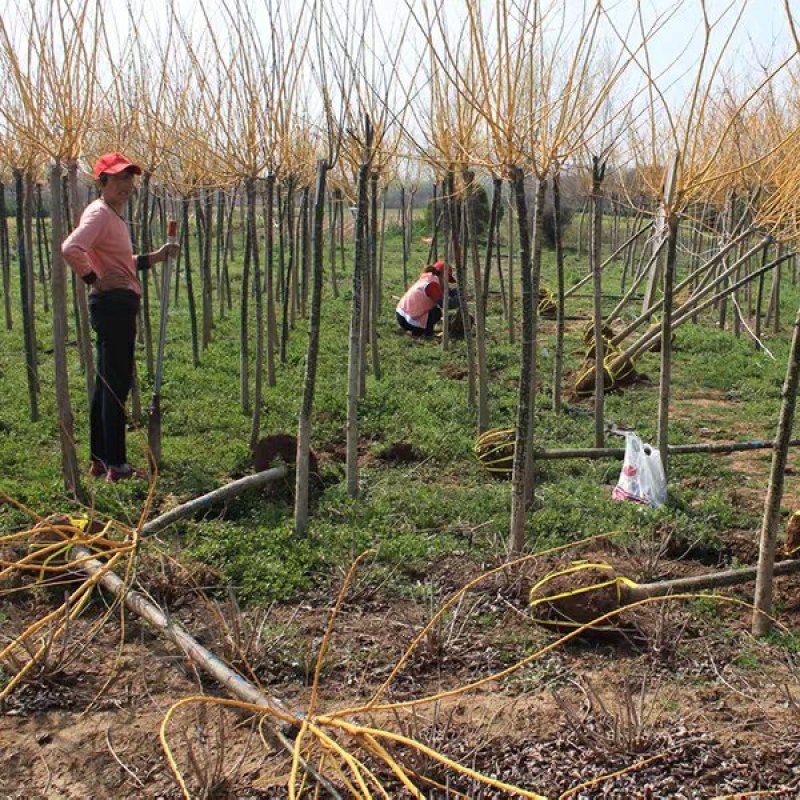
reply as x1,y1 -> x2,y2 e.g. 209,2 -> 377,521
295,160 -> 328,534
591,157 -> 606,448
358,184 -> 371,396
239,187 -> 252,416
34,184 -> 49,313
280,178 -> 294,364
377,187 -> 387,314
552,171 -> 565,414
264,175 -> 277,386
67,162 -> 94,405
23,173 -> 36,319
462,168 -> 489,433
481,176 -> 502,312
507,192 -> 515,344
328,189 -> 339,298
577,198 -> 587,257
752,300 -> 800,635
181,197 -> 200,368
400,185 -> 408,288
14,169 -> 38,420
522,179 -> 547,507
148,216 -> 177,470
223,188 -> 235,312
216,189 -> 224,313
346,118 -> 372,499
137,172 -> 155,380
446,171 -> 477,407
1,181 -> 12,329
657,213 -> 680,481
508,168 -> 538,555
49,163 -> 80,496
338,188 -> 346,301
201,187 -> 214,348
430,181 -> 438,262
300,185 -> 310,319
289,180 -> 298,328
369,171 -> 381,381
754,239 -> 769,348
248,177 -> 264,447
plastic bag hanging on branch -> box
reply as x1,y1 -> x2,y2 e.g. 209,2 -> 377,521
612,432 -> 666,508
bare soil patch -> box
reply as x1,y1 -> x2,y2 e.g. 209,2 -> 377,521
2,547 -> 797,798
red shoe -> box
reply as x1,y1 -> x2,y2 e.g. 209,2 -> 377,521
106,464 -> 149,483
89,460 -> 107,478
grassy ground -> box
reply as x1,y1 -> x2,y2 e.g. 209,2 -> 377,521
2,206 -> 799,798
1,210 -> 798,600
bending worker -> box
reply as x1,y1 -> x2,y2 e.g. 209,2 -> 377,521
395,260 -> 458,338
62,152 -> 179,482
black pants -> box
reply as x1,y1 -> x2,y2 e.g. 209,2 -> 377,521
89,290 -> 140,467
396,306 -> 442,337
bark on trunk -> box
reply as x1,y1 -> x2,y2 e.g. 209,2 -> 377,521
656,213 -> 680,481
300,185 -> 310,319
201,187 -> 214,348
509,169 -> 540,555
462,169 -> 489,432
248,177 -> 264,448
1,182 -> 12,329
264,175 -> 277,386
507,193 -> 515,343
346,118 -> 372,499
67,162 -> 93,405
182,197 -> 200,368
328,189 -> 339,298
481,177 -> 502,311
49,163 -> 80,496
369,172 -> 381,381
14,169 -> 38,420
591,158 -> 606,448
552,171 -> 565,414
295,160 -> 328,534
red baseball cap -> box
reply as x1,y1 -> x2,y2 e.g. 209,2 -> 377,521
93,152 -> 142,179
432,260 -> 455,282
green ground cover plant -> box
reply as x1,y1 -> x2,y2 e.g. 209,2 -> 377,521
1,211 -> 798,602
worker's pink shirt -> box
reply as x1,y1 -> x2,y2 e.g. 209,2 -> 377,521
62,199 -> 141,296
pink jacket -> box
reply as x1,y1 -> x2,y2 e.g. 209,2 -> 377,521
62,199 -> 141,296
396,273 -> 442,328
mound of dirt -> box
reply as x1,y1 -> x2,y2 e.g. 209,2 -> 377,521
529,563 -> 625,635
252,433 -> 319,477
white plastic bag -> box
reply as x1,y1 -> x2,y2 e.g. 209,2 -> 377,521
612,432 -> 667,508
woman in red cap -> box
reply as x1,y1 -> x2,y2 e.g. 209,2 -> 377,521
395,260 -> 458,338
62,152 -> 179,481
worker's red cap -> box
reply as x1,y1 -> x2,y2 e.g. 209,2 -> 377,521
93,152 -> 142,179
432,260 -> 455,282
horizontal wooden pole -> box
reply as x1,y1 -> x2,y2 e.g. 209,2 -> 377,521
141,466 -> 289,536
533,438 -> 800,461
628,557 -> 800,600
